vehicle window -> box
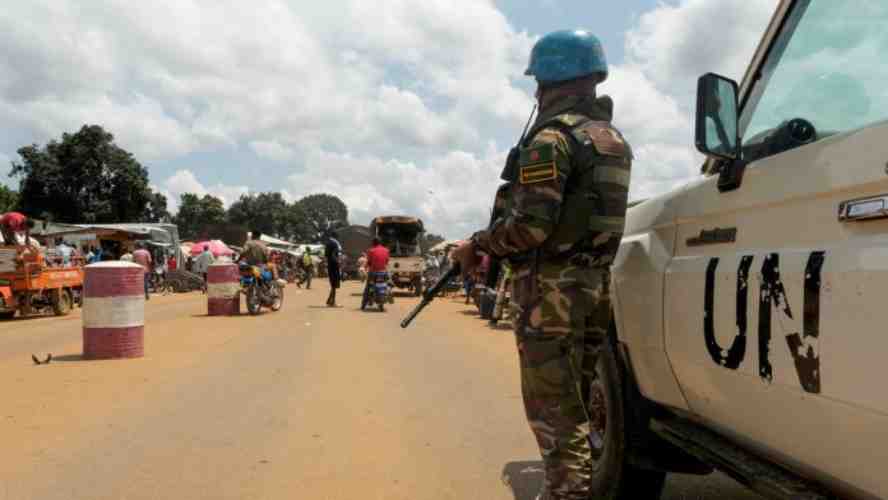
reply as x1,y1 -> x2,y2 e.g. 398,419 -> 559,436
739,0 -> 888,163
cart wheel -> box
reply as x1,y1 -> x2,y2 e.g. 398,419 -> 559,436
52,289 -> 73,316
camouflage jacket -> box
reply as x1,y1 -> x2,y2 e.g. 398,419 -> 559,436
475,95 -> 632,266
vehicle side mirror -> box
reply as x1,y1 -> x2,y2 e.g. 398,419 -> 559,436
695,73 -> 740,161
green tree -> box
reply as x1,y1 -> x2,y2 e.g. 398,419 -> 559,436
10,125 -> 158,223
0,185 -> 18,213
173,193 -> 226,240
295,193 -> 348,241
227,192 -> 290,238
144,192 -> 171,223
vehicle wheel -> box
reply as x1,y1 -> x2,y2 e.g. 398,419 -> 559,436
587,338 -> 667,499
0,311 -> 15,320
270,286 -> 284,312
51,289 -> 73,316
246,287 -> 262,315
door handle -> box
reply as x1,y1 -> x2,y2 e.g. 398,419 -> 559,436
839,195 -> 888,222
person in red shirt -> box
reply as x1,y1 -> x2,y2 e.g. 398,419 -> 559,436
0,212 -> 34,247
362,238 -> 390,309
167,255 -> 177,271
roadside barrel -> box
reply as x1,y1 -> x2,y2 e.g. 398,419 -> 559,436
207,262 -> 240,316
82,262 -> 145,360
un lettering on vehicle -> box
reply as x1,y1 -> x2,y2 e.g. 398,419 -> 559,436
703,251 -> 824,394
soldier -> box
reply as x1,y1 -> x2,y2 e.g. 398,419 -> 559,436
453,30 -> 632,500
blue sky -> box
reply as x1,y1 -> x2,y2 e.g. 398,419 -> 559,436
0,0 -> 774,238
495,0 -> 655,63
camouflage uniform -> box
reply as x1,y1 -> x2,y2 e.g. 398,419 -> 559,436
475,94 -> 631,500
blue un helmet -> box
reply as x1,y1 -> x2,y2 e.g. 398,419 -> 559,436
525,30 -> 608,84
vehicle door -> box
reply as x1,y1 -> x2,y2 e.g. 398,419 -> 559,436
664,1 -> 888,497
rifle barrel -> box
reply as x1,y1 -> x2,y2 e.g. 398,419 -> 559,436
400,264 -> 461,329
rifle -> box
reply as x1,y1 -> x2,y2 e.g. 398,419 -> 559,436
400,263 -> 461,328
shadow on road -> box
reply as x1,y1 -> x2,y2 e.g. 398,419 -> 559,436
501,461 -> 544,500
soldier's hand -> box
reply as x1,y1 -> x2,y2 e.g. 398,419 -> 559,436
452,240 -> 481,277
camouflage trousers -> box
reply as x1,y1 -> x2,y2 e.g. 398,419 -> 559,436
511,257 -> 611,500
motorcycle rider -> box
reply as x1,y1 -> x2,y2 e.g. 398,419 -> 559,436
361,237 -> 391,310
241,230 -> 270,267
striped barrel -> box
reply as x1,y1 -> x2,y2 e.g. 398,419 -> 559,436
82,262 -> 145,360
207,262 -> 240,316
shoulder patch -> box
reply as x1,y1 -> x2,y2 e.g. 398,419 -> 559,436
518,143 -> 557,184
575,121 -> 630,158
519,161 -> 557,184
519,143 -> 555,166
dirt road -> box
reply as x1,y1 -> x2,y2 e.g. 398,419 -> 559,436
0,282 -> 759,500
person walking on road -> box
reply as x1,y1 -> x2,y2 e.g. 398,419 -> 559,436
133,242 -> 153,301
194,245 -> 216,293
453,30 -> 633,500
324,232 -> 342,307
301,247 -> 314,289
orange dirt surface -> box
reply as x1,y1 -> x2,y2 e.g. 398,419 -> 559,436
0,282 -> 760,500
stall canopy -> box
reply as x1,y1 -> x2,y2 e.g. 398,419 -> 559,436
429,240 -> 463,254
190,240 -> 234,257
257,234 -> 297,251
38,222 -> 184,263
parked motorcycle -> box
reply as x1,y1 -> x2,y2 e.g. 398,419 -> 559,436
238,262 -> 284,315
362,272 -> 392,312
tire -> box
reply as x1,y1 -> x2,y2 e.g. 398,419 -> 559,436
246,286 -> 262,315
587,338 -> 667,499
270,285 -> 284,312
0,311 -> 15,320
51,289 -> 73,317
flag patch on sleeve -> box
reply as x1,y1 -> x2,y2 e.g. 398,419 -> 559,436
519,162 -> 557,184
519,143 -> 557,184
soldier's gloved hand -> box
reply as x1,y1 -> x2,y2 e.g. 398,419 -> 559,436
452,240 -> 481,278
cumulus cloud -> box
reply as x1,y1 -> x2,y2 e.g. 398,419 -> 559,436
162,170 -> 249,210
0,0 -> 776,237
286,144 -> 507,237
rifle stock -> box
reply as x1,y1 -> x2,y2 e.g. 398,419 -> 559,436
400,264 -> 461,329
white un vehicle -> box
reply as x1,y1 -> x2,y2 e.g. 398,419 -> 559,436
595,1 -> 888,499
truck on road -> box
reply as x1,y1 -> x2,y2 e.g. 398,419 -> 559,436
596,1 -> 888,499
0,248 -> 83,320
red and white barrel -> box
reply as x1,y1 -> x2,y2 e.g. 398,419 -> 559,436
82,262 -> 145,360
207,262 -> 241,316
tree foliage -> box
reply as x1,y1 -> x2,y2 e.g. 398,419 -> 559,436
10,125 -> 159,223
144,192 -> 171,223
227,192 -> 290,238
173,193 -> 226,240
294,193 -> 349,241
0,185 -> 18,213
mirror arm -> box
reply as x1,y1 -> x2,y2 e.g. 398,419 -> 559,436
717,158 -> 747,192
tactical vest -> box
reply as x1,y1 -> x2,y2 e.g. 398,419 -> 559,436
520,101 -> 632,259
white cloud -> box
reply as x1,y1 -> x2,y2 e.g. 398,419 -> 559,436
163,170 -> 249,210
0,0 -> 776,237
249,141 -> 296,163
